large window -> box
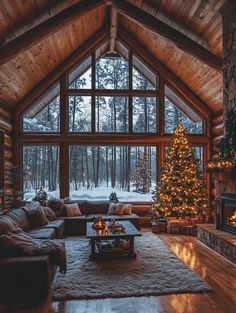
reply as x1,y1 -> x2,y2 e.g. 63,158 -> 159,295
96,96 -> 128,132
23,145 -> 60,200
69,96 -> 91,132
19,42 -> 209,201
69,145 -> 157,201
23,83 -> 60,133
165,85 -> 203,134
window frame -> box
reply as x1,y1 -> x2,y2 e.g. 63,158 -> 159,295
16,48 -> 210,201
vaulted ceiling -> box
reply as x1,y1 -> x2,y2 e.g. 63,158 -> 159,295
0,0 -> 224,113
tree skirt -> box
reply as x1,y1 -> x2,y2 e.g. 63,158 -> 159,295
53,233 -> 212,301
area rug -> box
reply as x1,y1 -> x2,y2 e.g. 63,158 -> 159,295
53,232 -> 211,300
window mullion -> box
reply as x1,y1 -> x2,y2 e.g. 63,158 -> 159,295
129,50 -> 133,133
91,51 -> 96,133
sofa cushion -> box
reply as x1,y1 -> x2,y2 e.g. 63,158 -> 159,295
24,201 -> 40,210
25,207 -> 48,227
47,199 -> 65,217
85,202 -> 109,215
107,203 -> 116,215
6,208 -> 32,231
41,207 -> 56,221
27,228 -> 56,239
122,204 -> 132,215
43,219 -> 65,238
76,201 -> 87,215
64,203 -> 82,217
0,215 -> 21,235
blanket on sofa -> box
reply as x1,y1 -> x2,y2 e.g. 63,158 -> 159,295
38,240 -> 67,273
0,230 -> 67,273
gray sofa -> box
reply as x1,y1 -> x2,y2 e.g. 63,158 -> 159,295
49,200 -> 141,235
0,206 -> 65,305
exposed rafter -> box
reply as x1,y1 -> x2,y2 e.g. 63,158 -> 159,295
109,7 -> 118,53
0,0 -> 106,65
113,0 -> 222,71
131,0 -> 209,50
15,24 -> 109,117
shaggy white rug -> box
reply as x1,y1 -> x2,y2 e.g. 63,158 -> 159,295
53,232 -> 211,300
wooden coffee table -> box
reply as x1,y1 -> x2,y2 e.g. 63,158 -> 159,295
86,221 -> 141,260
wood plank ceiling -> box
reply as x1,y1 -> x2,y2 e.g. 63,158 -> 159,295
0,0 -> 224,113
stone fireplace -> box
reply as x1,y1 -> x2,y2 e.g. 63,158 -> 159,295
220,193 -> 236,235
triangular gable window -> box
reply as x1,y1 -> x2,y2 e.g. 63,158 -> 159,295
96,54 -> 129,89
23,83 -> 60,133
132,55 -> 157,90
164,85 -> 203,134
68,56 -> 92,89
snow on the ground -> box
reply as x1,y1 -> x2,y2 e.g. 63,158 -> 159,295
24,186 -> 153,202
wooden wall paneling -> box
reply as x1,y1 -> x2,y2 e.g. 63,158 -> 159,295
120,18 -> 223,113
15,24 -> 109,118
113,0 -> 222,70
0,7 -> 107,111
0,0 -> 106,65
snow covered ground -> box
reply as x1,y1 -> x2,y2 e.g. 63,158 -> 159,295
24,186 -> 153,202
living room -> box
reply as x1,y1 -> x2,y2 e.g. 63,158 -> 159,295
0,0 -> 235,312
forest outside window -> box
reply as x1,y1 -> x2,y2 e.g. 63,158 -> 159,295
96,96 -> 128,132
23,83 -> 60,133
69,145 -> 157,201
164,85 -> 203,134
23,145 -> 60,200
133,97 -> 157,133
96,55 -> 129,89
69,96 -> 91,132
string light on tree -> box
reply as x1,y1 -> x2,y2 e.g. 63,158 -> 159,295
155,124 -> 208,218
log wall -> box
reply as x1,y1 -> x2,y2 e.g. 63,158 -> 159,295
0,105 -> 14,193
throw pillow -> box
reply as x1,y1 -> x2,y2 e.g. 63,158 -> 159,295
114,203 -> 125,215
0,215 -> 21,235
47,199 -> 65,217
24,201 -> 40,210
64,203 -> 82,217
107,203 -> 116,215
123,204 -> 132,215
42,206 -> 56,221
26,207 -> 48,227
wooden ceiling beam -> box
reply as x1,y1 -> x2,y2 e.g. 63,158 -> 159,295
0,0 -> 106,65
113,0 -> 222,71
15,24 -> 109,117
118,26 -> 212,120
109,8 -> 118,53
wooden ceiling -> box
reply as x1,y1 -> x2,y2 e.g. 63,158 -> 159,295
0,0 -> 225,113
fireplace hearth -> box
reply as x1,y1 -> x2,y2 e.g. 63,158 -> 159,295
220,193 -> 236,235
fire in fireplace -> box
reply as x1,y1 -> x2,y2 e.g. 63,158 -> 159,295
220,193 -> 236,235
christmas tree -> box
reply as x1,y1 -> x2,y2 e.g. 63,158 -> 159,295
134,153 -> 151,193
155,124 -> 208,217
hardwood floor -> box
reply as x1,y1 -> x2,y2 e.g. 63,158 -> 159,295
1,230 -> 236,313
